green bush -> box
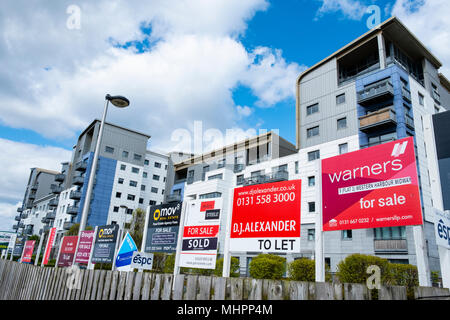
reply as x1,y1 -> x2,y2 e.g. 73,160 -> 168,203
389,263 -> 418,300
336,254 -> 393,285
214,257 -> 240,277
249,254 -> 286,280
44,259 -> 56,267
288,258 -> 315,282
94,263 -> 112,270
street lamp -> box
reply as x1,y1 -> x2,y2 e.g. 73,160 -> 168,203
78,94 -> 130,237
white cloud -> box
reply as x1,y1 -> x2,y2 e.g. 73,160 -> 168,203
0,138 -> 71,231
315,0 -> 368,20
236,105 -> 253,117
392,0 -> 450,78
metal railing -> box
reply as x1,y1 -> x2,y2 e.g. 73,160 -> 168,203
357,79 -> 394,105
243,170 -> 289,186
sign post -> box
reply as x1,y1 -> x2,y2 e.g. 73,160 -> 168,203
34,234 -> 45,266
111,228 -> 122,271
222,192 -> 234,278
87,227 -> 98,270
315,160 -> 324,282
173,201 -> 187,277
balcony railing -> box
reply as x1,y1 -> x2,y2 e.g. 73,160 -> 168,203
25,201 -> 33,209
17,207 -> 23,213
433,91 -> 441,105
234,164 -> 244,173
30,183 -> 38,191
74,161 -> 87,171
374,239 -> 407,252
63,222 -> 74,230
359,107 -> 397,132
24,227 -> 33,235
360,138 -> 396,149
187,176 -> 194,185
20,213 -> 28,219
405,114 -> 415,130
55,173 -> 65,182
12,224 -> 19,230
51,184 -> 63,194
357,79 -> 394,106
28,193 -> 36,200
43,225 -> 50,233
45,211 -> 56,220
72,175 -> 84,186
18,222 -> 24,228
67,205 -> 79,215
69,190 -> 82,200
166,194 -> 182,203
401,87 -> 411,103
243,170 -> 289,186
14,215 -> 21,221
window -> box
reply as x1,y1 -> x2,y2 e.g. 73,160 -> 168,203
115,192 -> 122,198
141,185 -> 146,191
144,160 -> 149,166
295,161 -> 299,174
418,93 -> 424,106
308,202 -> 315,213
129,180 -> 138,187
374,226 -> 406,240
339,143 -> 348,155
236,175 -> 244,185
307,229 -> 315,241
202,165 -> 210,180
120,164 -> 126,171
308,176 -> 315,187
113,206 -> 119,213
337,117 -> 347,130
122,151 -> 129,158
118,178 -> 124,184
199,192 -> 222,199
162,189 -> 165,195
154,162 -> 161,168
153,174 -> 160,181
342,230 -> 352,240
308,150 -> 320,161
105,146 -> 114,154
432,83 -> 440,104
151,187 -> 158,194
208,173 -> 223,181
163,177 -> 166,182
134,153 -> 142,161
143,172 -> 148,178
131,167 -> 139,174
218,159 -> 225,168
127,194 -> 135,201
139,198 -> 144,204
336,93 -> 346,104
127,209 -> 133,215
149,200 -> 156,206
307,126 -> 319,138
367,132 -> 397,147
306,103 -> 319,115
165,165 -> 168,170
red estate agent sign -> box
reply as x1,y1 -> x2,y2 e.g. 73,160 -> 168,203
22,240 -> 35,263
43,227 -> 56,265
322,136 -> 423,231
74,230 -> 95,264
230,180 -> 301,253
57,236 -> 78,267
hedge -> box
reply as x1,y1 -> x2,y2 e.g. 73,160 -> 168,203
249,254 -> 286,280
288,258 -> 332,282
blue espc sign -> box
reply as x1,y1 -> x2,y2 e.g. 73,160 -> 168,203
115,232 -> 138,268
435,209 -> 450,250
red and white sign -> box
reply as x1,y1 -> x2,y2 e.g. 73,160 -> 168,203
74,230 -> 95,264
21,240 -> 35,263
179,199 -> 223,269
230,180 -> 302,253
57,236 -> 78,267
322,137 -> 423,231
43,227 -> 56,265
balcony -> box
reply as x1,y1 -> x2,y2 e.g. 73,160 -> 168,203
18,222 -> 24,228
401,87 -> 411,103
45,211 -> 56,220
30,183 -> 38,191
24,227 -> 33,235
67,205 -> 79,215
28,193 -> 36,200
48,198 -> 59,208
43,225 -> 50,233
405,114 -> 415,130
69,190 -> 82,200
74,161 -> 87,172
20,213 -> 28,219
72,175 -> 84,186
166,194 -> 182,203
63,222 -> 74,230
25,201 -> 33,209
17,207 -> 23,213
12,224 -> 19,230
243,170 -> 289,186
357,79 -> 394,106
234,164 -> 244,173
55,173 -> 65,182
15,215 -> 21,221
359,107 -> 397,132
433,91 -> 441,105
51,184 -> 62,194
374,239 -> 407,253
41,217 -> 49,224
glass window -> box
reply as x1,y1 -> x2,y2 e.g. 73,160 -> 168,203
105,146 -> 114,154
153,175 -> 160,181
339,143 -> 348,154
199,192 -> 222,199
418,93 -> 424,106
154,162 -> 161,168
149,200 -> 156,206
308,150 -> 320,161
134,154 -> 142,161
308,202 -> 315,213
151,187 -> 158,194
143,172 -> 148,178
127,208 -> 133,215
337,117 -> 347,130
306,103 -> 319,115
141,185 -> 146,191
122,151 -> 129,158
115,192 -> 121,198
113,206 -> 119,213
295,161 -> 299,174
236,175 -> 244,185
131,167 -> 139,174
342,230 -> 352,240
308,229 -> 315,241
120,164 -> 126,171
307,126 -> 319,138
118,178 -> 124,184
139,198 -> 144,204
127,194 -> 135,201
308,176 -> 315,187
336,93 -> 346,104
218,159 -> 225,168
129,180 -> 138,187
144,160 -> 149,165
208,173 -> 223,180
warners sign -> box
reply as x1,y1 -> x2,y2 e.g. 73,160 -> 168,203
322,137 -> 423,231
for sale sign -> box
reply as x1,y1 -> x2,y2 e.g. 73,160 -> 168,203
22,240 -> 35,263
230,180 -> 302,253
74,230 -> 95,264
57,236 -> 78,267
43,227 -> 56,265
91,224 -> 119,264
179,199 -> 222,269
322,137 -> 423,231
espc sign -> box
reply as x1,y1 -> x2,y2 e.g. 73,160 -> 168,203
230,180 -> 301,253
322,137 -> 423,231
435,209 -> 450,250
130,251 -> 154,270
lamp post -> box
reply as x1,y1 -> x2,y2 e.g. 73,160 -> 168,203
78,94 -> 130,237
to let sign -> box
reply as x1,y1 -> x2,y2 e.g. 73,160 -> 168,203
57,236 -> 78,267
230,180 -> 301,253
322,137 -> 423,231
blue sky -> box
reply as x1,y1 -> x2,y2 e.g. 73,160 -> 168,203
0,0 -> 448,230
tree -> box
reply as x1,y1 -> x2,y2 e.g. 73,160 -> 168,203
65,223 -> 93,236
28,235 -> 40,242
128,208 -> 146,249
